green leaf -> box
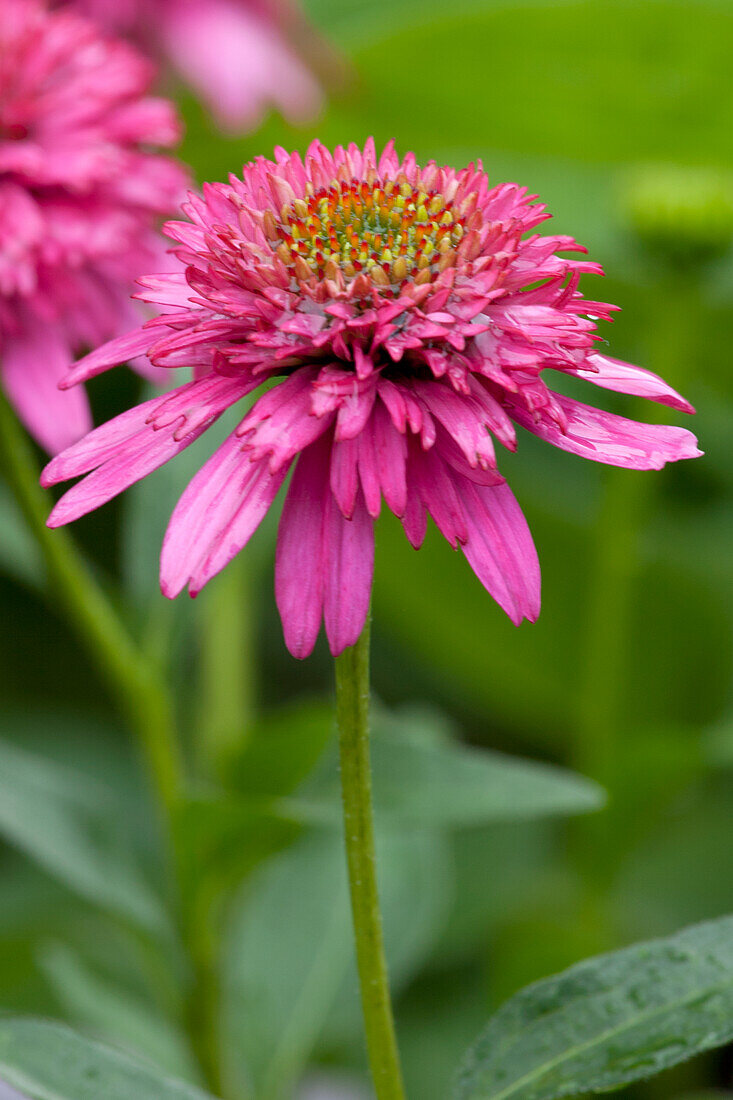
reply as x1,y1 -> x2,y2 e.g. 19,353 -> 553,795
0,1019 -> 214,1100
452,913 -> 733,1100
0,738 -> 166,934
38,943 -> 198,1082
290,707 -> 604,827
233,699 -> 336,798
223,826 -> 450,1099
173,795 -> 300,904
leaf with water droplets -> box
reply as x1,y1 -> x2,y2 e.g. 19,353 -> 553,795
453,914 -> 733,1099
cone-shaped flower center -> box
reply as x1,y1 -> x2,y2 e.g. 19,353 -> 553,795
266,177 -> 468,289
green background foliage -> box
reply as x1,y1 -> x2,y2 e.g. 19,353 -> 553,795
1,0 -> 732,1097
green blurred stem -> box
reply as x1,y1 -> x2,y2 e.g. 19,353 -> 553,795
197,553 -> 254,782
335,618 -> 406,1100
0,390 -> 183,824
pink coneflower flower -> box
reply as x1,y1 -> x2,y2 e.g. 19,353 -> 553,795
0,0 -> 187,454
62,0 -> 324,132
42,140 -> 701,657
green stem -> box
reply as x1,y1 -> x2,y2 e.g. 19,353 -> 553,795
334,618 -> 406,1100
0,390 -> 183,824
197,552 -> 254,783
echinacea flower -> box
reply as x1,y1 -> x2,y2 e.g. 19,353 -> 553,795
0,0 -> 187,453
42,140 -> 701,657
61,0 -> 325,132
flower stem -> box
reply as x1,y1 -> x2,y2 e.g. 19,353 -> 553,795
334,619 -> 406,1100
0,390 -> 183,824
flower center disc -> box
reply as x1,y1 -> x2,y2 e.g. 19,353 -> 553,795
267,178 -> 468,289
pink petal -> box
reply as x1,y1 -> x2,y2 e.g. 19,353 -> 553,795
238,368 -> 332,471
330,436 -> 360,519
401,486 -> 427,549
47,428 -> 200,526
62,327 -> 158,388
2,327 -> 91,455
160,0 -> 322,131
411,443 -> 468,548
275,436 -> 329,659
357,430 -> 382,518
457,477 -> 541,625
512,395 -> 702,470
335,376 -> 378,440
41,395 -> 164,486
323,489 -> 374,656
187,461 -> 288,596
161,431 -> 284,597
371,400 -> 408,517
45,374 -> 247,525
571,354 -> 695,413
415,380 -> 497,470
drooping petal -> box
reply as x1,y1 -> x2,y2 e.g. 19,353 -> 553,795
161,430 -> 249,597
401,485 -> 427,550
330,436 -> 360,518
188,461 -> 289,596
457,476 -> 541,625
357,430 -> 382,518
415,380 -> 497,470
45,373 -> 248,525
370,399 -> 408,517
41,395 -> 166,486
275,436 -> 330,659
570,353 -> 695,413
323,488 -> 374,656
410,442 -> 468,548
238,367 -> 333,471
62,326 -> 159,388
510,394 -> 702,470
2,327 -> 91,454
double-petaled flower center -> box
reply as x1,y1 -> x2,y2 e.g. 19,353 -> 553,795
264,176 -> 469,289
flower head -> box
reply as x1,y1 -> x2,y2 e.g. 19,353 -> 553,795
62,0 -> 325,132
43,140 -> 701,657
0,0 -> 187,453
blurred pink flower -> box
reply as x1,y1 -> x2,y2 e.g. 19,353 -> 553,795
63,0 -> 324,131
43,140 -> 700,657
0,0 -> 188,453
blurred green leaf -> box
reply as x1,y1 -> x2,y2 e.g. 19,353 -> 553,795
0,1019 -> 214,1100
704,716 -> 733,768
452,913 -> 733,1100
223,827 -> 450,1100
234,698 -> 335,798
432,822 -> 556,970
38,942 -> 197,1082
614,777 -> 733,938
290,706 -> 604,826
672,1094 -> 733,1099
399,967 -> 492,1100
0,739 -> 166,934
174,796 -> 300,902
